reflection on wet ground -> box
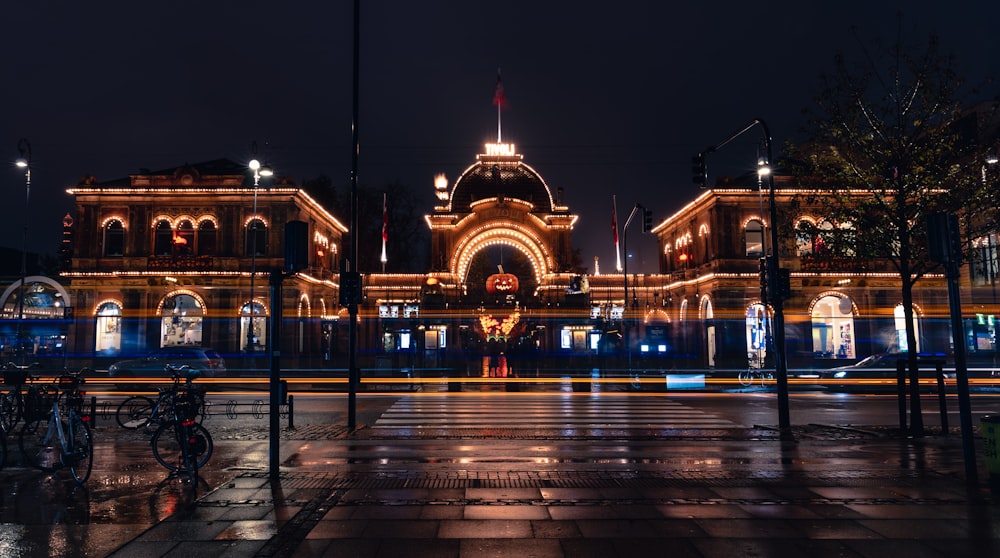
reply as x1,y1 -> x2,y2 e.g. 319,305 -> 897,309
0,438 -> 247,558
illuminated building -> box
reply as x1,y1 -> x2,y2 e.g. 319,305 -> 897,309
60,161 -> 347,365
3,140 -> 994,376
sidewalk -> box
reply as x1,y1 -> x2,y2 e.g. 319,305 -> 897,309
105,425 -> 1000,558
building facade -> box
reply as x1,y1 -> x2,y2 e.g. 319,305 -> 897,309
60,160 -> 348,369
3,143 -> 995,378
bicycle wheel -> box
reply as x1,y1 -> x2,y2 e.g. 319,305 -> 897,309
151,421 -> 213,472
738,369 -> 754,387
0,428 -> 7,469
66,415 -> 93,484
761,371 -> 775,387
19,416 -> 59,471
0,389 -> 18,431
116,396 -> 155,429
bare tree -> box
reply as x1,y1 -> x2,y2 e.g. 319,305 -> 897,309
794,25 -> 997,399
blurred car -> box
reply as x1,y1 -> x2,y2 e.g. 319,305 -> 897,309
108,347 -> 226,379
819,353 -> 953,391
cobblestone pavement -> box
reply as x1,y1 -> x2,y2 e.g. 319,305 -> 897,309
100,420 -> 1000,558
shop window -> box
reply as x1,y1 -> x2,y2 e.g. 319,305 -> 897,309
240,300 -> 267,352
161,293 -> 203,347
95,301 -> 122,354
811,295 -> 855,359
894,304 -> 921,353
745,303 -> 768,367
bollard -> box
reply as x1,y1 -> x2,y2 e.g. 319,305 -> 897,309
896,360 -> 907,432
90,396 -> 98,426
287,394 -> 294,430
934,361 -> 948,435
980,415 -> 1000,495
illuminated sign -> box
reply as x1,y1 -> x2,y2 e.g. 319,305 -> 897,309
485,143 -> 517,156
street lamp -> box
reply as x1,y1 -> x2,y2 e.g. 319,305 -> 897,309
696,119 -> 791,434
247,147 -> 272,357
14,139 -> 31,363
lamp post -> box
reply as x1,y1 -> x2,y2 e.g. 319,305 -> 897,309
248,147 -> 272,361
14,139 -> 31,363
696,119 -> 791,433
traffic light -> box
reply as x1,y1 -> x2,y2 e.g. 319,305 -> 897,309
777,268 -> 792,300
642,208 -> 653,233
339,270 -> 362,306
927,212 -> 963,266
691,153 -> 707,188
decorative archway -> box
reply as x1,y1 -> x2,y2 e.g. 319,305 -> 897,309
452,226 -> 551,286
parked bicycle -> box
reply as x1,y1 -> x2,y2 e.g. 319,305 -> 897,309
0,423 -> 6,470
116,364 -> 208,430
738,367 -> 775,387
1,361 -> 41,431
149,365 -> 214,490
18,370 -> 94,484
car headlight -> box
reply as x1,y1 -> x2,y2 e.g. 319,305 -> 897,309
834,371 -> 847,379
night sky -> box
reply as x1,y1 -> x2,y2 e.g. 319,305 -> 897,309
4,1 -> 997,274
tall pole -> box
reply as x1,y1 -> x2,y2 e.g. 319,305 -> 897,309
249,171 -> 259,355
248,147 -> 271,367
760,122 -> 791,433
698,119 -> 791,433
347,0 -> 361,430
622,204 -> 640,371
15,139 -> 31,365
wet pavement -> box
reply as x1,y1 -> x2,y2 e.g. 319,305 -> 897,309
1,393 -> 999,557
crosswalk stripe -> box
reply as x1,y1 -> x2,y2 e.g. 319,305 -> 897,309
373,395 -> 739,430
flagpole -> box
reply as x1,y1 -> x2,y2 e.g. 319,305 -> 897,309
380,192 -> 388,272
493,68 -> 504,143
613,195 -> 622,272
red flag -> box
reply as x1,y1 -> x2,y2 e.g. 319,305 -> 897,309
492,70 -> 506,108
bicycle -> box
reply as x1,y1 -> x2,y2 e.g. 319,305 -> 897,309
738,367 -> 775,387
1,361 -> 41,431
115,364 -> 208,430
18,371 -> 94,484
0,425 -> 6,470
149,365 -> 214,490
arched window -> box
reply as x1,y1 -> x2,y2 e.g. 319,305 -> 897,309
746,303 -> 768,367
795,219 -> 814,256
153,220 -> 173,256
175,219 -> 194,255
197,219 -> 217,256
745,219 -> 764,257
161,293 -> 204,347
811,295 -> 855,359
103,220 -> 125,257
246,218 -> 267,257
95,301 -> 122,354
894,304 -> 921,353
241,300 -> 268,352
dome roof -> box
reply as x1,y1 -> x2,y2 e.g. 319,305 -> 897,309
448,148 -> 555,213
